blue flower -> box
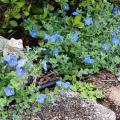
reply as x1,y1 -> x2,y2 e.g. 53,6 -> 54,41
112,38 -> 120,45
63,3 -> 69,11
36,94 -> 47,104
56,81 -> 63,86
56,81 -> 71,88
12,114 -> 18,119
44,33 -> 64,43
50,34 -> 58,43
4,86 -> 15,96
72,10 -> 80,16
4,54 -> 18,67
60,91 -> 66,96
84,17 -> 93,25
51,34 -> 63,43
67,32 -> 79,42
62,82 -> 71,88
16,59 -> 26,68
16,67 -> 25,76
8,56 -> 17,67
84,57 -> 94,64
112,32 -> 117,38
114,26 -> 120,33
53,47 -> 59,56
112,7 -> 120,14
102,43 -> 110,51
41,60 -> 47,71
44,33 -> 51,40
3,54 -> 13,62
30,29 -> 37,38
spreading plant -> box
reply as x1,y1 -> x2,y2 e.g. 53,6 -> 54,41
0,0 -> 120,119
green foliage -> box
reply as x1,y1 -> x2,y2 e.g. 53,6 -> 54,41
0,0 -> 31,34
0,0 -> 120,119
0,56 -> 42,119
70,82 -> 104,100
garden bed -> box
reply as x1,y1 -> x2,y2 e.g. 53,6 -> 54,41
0,0 -> 120,119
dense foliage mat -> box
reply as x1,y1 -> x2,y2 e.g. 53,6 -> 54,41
0,0 -> 120,119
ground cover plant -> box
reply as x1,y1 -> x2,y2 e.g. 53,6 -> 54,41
0,0 -> 120,119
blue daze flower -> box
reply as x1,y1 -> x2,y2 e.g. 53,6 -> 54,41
4,54 -> 13,62
63,3 -> 69,11
4,86 -> 15,96
53,47 -> 59,56
84,17 -> 93,25
44,33 -> 51,40
56,81 -> 63,86
51,34 -> 64,43
56,81 -> 71,88
16,67 -> 25,76
112,7 -> 120,14
112,38 -> 120,45
8,57 -> 17,67
30,29 -> 37,38
12,114 -> 18,119
44,33 -> 64,43
62,82 -> 71,88
58,34 -> 64,41
72,10 -> 80,16
114,26 -> 120,33
16,59 -> 26,68
4,54 -> 17,67
67,32 -> 79,42
36,94 -> 47,104
51,34 -> 58,43
60,91 -> 66,96
112,32 -> 117,38
84,57 -> 94,64
102,43 -> 110,51
41,60 -> 47,71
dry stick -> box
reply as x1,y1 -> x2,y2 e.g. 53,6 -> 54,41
102,80 -> 116,82
8,30 -> 17,39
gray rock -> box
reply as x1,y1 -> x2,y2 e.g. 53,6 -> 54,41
39,91 -> 116,120
107,85 -> 120,106
0,36 -> 8,55
0,36 -> 25,58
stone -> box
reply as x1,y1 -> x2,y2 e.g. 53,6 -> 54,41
0,36 -> 25,58
107,85 -> 120,106
0,36 -> 9,55
39,91 -> 116,120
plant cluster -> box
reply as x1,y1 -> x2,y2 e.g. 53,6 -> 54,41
0,0 -> 120,119
0,53 -> 102,119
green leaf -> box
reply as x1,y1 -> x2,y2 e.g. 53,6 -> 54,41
70,85 -> 77,92
73,15 -> 84,27
42,7 -> 48,19
0,98 -> 7,107
73,15 -> 81,25
1,0 -> 9,3
14,13 -> 21,19
11,0 -> 17,3
24,11 -> 29,16
9,20 -> 18,27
